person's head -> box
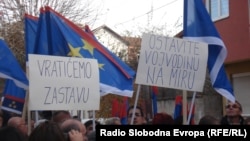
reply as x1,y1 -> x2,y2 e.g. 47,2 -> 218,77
87,130 -> 96,141
52,110 -> 71,124
84,119 -> 100,135
60,118 -> 87,141
105,117 -> 121,125
0,126 -> 27,141
174,116 -> 183,125
198,115 -> 219,125
30,119 -> 35,131
127,105 -> 145,125
39,111 -> 52,120
152,113 -> 175,125
0,110 -> 3,128
29,120 -> 66,141
7,116 -> 28,136
225,100 -> 242,117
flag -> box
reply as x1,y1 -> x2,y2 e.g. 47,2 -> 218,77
33,6 -> 135,97
24,13 -> 38,61
120,97 -> 129,125
1,80 -> 26,114
173,95 -> 195,125
111,98 -> 119,117
151,86 -> 158,116
111,97 -> 129,125
173,95 -> 182,120
0,38 -> 29,90
183,0 -> 235,102
187,103 -> 195,125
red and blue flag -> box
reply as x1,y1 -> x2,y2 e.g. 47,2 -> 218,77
30,6 -> 135,97
151,86 -> 158,116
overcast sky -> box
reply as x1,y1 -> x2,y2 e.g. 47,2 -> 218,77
92,0 -> 183,36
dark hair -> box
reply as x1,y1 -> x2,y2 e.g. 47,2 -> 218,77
0,126 -> 27,141
52,110 -> 71,123
235,100 -> 242,111
0,110 -> 3,118
198,115 -> 219,125
84,119 -> 101,129
87,130 -> 96,141
29,121 -> 66,141
226,100 -> 243,112
174,116 -> 183,125
127,105 -> 144,117
52,111 -> 70,118
39,111 -> 52,120
152,113 -> 175,125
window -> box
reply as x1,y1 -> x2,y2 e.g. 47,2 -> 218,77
206,0 -> 229,21
232,72 -> 250,116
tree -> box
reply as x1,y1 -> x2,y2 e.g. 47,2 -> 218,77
0,0 -> 103,67
0,0 -> 106,112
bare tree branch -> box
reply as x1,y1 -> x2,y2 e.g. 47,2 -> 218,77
0,0 -> 103,67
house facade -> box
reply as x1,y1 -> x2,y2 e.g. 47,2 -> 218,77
205,0 -> 250,116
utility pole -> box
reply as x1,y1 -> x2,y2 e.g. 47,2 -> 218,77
147,0 -> 153,28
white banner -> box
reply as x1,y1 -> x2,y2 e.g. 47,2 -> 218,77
135,33 -> 208,92
28,54 -> 100,111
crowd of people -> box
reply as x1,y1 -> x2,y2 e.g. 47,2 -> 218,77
0,100 -> 249,141
126,100 -> 250,125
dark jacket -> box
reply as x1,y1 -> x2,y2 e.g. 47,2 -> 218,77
220,116 -> 245,125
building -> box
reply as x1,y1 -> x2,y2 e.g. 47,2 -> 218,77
206,0 -> 250,117
92,25 -> 129,62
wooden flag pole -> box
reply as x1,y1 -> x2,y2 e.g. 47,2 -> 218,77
187,92 -> 196,125
182,90 -> 187,125
130,84 -> 141,125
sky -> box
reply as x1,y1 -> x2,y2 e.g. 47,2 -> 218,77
91,0 -> 183,36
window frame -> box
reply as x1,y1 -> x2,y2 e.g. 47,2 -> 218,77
205,0 -> 229,21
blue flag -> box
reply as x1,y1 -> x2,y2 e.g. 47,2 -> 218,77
0,38 -> 29,90
1,80 -> 26,114
183,0 -> 235,102
24,14 -> 38,61
33,6 -> 135,97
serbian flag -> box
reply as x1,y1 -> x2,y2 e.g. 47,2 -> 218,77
188,103 -> 195,125
173,95 -> 182,120
151,86 -> 158,116
111,98 -> 119,117
120,97 -> 129,125
183,0 -> 235,102
173,95 -> 195,125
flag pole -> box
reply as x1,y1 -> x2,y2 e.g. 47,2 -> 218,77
92,110 -> 96,131
130,84 -> 141,125
27,102 -> 31,135
24,64 -> 31,135
187,92 -> 196,125
182,90 -> 187,125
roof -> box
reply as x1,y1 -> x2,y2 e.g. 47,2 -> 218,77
92,24 -> 129,46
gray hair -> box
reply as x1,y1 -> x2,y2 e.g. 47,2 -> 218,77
105,117 -> 120,125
